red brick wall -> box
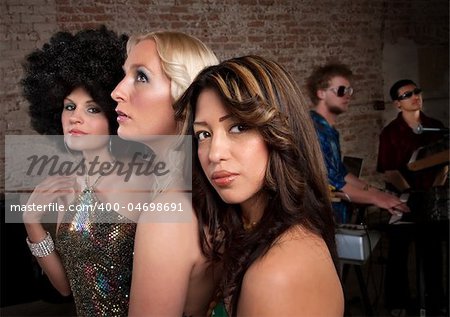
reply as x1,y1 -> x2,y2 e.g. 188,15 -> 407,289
1,0 -> 448,190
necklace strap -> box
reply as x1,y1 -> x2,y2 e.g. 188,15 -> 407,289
243,220 -> 258,231
83,159 -> 115,190
85,174 -> 103,189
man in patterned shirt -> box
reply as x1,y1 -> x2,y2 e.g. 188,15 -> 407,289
306,62 -> 409,223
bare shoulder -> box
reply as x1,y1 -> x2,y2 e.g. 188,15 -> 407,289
129,192 -> 210,316
238,226 -> 344,317
133,188 -> 204,265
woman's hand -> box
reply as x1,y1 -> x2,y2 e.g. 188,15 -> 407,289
22,176 -> 76,296
23,176 -> 77,223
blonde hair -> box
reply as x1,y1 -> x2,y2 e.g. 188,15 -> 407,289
127,31 -> 219,102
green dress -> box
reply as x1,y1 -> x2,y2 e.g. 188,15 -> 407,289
211,301 -> 228,317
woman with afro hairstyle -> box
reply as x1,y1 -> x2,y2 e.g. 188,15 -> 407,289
174,55 -> 344,316
20,26 -> 144,316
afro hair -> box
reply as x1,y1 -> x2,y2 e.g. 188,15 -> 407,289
21,25 -> 128,135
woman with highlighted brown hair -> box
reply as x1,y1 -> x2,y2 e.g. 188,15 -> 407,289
175,55 -> 344,316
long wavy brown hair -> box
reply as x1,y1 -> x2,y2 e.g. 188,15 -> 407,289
174,55 -> 337,316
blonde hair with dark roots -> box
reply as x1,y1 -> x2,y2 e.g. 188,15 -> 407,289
175,55 -> 337,315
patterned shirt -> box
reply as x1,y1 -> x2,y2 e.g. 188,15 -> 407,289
310,110 -> 349,223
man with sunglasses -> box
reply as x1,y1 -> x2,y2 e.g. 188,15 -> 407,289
306,63 -> 409,224
378,79 -> 446,190
377,79 -> 448,316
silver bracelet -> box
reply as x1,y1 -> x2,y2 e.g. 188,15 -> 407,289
26,231 -> 55,258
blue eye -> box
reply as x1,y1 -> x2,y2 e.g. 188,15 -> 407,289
195,131 -> 211,141
136,70 -> 148,83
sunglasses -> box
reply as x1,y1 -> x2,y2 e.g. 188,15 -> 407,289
328,86 -> 354,97
397,88 -> 422,101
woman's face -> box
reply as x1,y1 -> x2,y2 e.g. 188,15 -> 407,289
111,39 -> 177,142
61,87 -> 110,152
193,89 -> 269,209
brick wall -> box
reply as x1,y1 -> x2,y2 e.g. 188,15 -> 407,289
1,0 -> 448,191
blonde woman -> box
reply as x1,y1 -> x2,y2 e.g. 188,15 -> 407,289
111,31 -> 220,316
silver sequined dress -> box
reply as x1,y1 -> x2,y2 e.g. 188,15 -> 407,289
56,186 -> 136,317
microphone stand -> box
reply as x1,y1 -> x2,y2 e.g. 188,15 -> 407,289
412,124 -> 450,135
